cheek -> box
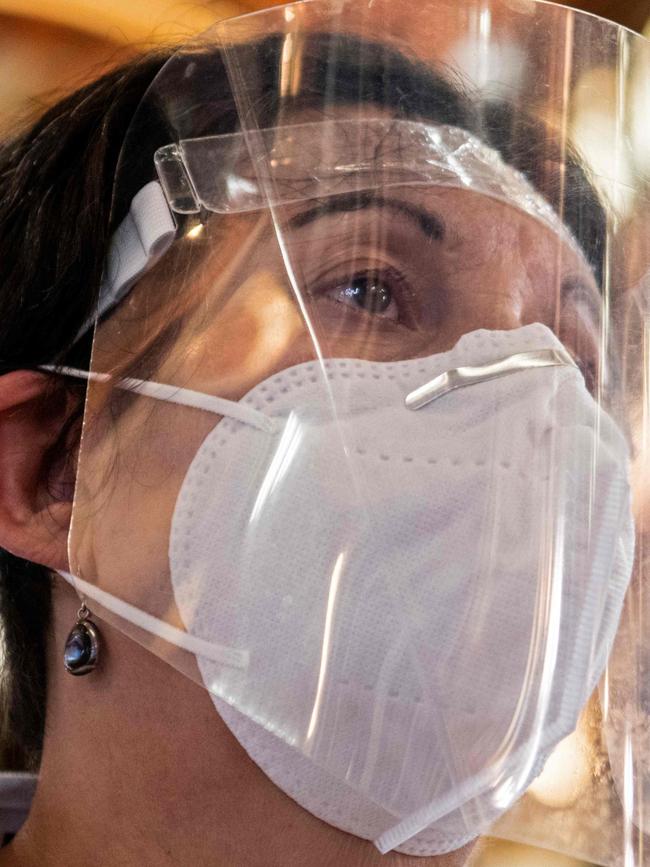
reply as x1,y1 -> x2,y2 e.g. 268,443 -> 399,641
72,274 -> 321,609
518,226 -> 564,317
171,270 -> 316,400
72,400 -> 218,623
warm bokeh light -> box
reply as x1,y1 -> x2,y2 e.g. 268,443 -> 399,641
528,729 -> 593,810
470,838 -> 595,867
0,0 -> 287,132
570,66 -> 637,217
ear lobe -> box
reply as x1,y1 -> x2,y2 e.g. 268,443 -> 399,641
0,371 -> 81,571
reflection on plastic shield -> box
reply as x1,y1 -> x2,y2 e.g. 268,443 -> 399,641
67,0 -> 649,860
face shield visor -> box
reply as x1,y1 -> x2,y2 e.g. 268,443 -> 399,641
60,0 -> 649,860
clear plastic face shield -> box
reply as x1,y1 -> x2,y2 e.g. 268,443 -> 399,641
61,0 -> 649,860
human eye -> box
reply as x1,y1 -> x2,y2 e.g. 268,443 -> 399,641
309,264 -> 419,328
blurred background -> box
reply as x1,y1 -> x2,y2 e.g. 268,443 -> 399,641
0,1 -> 649,133
0,2 -> 649,866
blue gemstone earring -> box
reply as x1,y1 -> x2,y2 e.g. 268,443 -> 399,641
64,602 -> 100,676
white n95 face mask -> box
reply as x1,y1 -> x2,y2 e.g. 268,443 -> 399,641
60,323 -> 634,856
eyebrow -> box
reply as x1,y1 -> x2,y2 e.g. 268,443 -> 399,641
286,189 -> 445,241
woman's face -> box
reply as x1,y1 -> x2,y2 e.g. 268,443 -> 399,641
68,125 -> 602,654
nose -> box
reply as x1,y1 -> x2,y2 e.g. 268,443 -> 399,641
426,254 -> 536,356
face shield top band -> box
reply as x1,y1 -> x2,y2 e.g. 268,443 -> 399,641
64,0 -> 649,862
96,120 -> 591,331
154,120 -> 585,243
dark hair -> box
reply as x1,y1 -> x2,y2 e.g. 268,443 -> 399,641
0,33 -> 607,769
0,53 -> 176,767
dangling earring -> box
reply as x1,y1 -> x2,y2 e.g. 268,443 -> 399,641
64,602 -> 101,676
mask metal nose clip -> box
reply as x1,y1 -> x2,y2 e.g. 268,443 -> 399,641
405,348 -> 576,411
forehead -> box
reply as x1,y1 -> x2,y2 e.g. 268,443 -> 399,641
182,102 -> 592,275
265,123 -> 596,284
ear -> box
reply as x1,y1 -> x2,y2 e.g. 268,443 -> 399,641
0,371 -> 81,571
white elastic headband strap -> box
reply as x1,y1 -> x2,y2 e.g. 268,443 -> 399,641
81,181 -> 177,336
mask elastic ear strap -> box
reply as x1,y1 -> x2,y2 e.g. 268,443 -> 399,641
40,365 -> 276,434
58,571 -> 249,670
